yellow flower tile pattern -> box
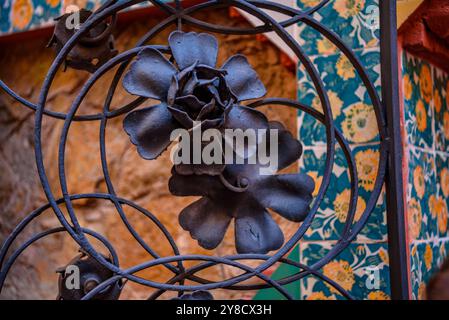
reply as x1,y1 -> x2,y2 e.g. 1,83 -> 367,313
402,51 -> 449,299
11,0 -> 34,30
295,0 -> 388,300
297,47 -> 381,146
408,198 -> 423,241
299,242 -> 391,300
0,0 -> 169,34
299,146 -> 386,242
407,148 -> 438,239
410,241 -> 449,300
296,0 -> 379,55
367,290 -> 390,300
434,66 -> 449,152
403,53 -> 434,149
322,260 -> 356,292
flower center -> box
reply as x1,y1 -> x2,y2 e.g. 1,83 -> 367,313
219,174 -> 249,193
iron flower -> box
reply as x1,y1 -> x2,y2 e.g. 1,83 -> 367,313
122,31 -> 268,175
172,290 -> 214,300
56,250 -> 123,300
169,122 -> 315,254
48,9 -> 117,73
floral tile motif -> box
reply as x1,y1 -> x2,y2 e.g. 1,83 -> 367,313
402,52 -> 449,300
299,241 -> 391,300
0,0 -> 104,34
410,240 -> 449,300
1,0 -> 62,34
295,0 -> 380,55
299,144 -> 387,241
407,147 -> 438,240
0,0 -> 169,35
433,67 -> 449,152
297,47 -> 381,147
402,52 -> 434,149
435,153 -> 449,237
294,1 -> 387,299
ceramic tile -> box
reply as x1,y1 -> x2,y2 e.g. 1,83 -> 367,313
295,0 -> 380,55
0,0 -> 169,35
402,52 -> 434,149
435,153 -> 449,237
410,240 -> 449,300
299,241 -> 391,300
299,144 -> 387,241
402,51 -> 449,299
297,47 -> 381,147
407,147 -> 438,240
433,67 -> 449,153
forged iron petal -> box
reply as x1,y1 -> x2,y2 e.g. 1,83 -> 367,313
224,105 -> 269,160
123,104 -> 179,160
176,61 -> 199,83
179,198 -> 232,250
199,118 -> 224,130
167,105 -> 194,128
195,65 -> 228,79
269,121 -> 303,171
172,290 -> 214,300
123,48 -> 176,100
207,81 -> 231,108
169,31 -> 218,70
235,209 -> 284,254
167,76 -> 179,106
222,54 -> 267,101
173,134 -> 225,176
196,99 -> 216,120
182,71 -> 200,96
255,173 -> 315,222
196,76 -> 220,88
224,105 -> 269,131
175,95 -> 205,112
189,291 -> 214,300
175,162 -> 226,176
169,168 -> 222,196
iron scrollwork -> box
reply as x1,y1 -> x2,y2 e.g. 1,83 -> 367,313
0,0 -> 387,300
56,249 -> 124,300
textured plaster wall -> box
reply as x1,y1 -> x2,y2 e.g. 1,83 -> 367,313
0,8 -> 298,299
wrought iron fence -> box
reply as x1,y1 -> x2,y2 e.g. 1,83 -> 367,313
0,0 -> 407,300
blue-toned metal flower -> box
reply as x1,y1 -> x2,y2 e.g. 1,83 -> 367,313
56,249 -> 123,300
122,31 -> 267,175
169,122 -> 315,254
172,290 -> 214,300
48,9 -> 117,73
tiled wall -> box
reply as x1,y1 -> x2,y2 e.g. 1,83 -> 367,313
1,0 -> 62,34
402,51 -> 449,299
0,0 -> 168,36
294,0 -> 391,300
